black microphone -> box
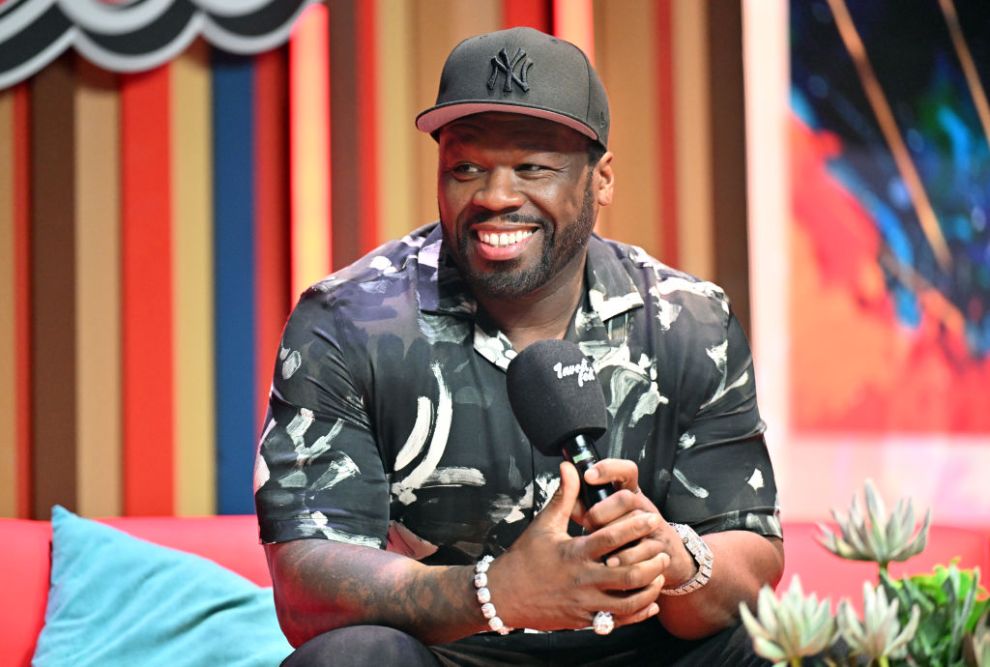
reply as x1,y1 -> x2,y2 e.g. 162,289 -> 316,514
506,339 -> 613,509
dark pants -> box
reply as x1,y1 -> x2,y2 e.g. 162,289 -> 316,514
281,620 -> 769,666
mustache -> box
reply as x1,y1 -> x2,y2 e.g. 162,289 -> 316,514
465,211 -> 550,228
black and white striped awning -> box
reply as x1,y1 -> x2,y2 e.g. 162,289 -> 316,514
0,0 -> 317,89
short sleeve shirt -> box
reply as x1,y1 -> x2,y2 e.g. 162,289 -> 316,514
254,223 -> 782,565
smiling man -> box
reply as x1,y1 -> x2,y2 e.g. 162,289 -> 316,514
255,27 -> 783,666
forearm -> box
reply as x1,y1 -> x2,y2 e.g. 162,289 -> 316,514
656,531 -> 784,639
266,540 -> 486,647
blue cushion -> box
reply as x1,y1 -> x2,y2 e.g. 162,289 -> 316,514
33,506 -> 293,667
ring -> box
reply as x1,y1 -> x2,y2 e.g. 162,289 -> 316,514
592,610 -> 614,636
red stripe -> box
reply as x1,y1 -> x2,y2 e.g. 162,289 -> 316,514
502,0 -> 551,31
656,0 -> 679,266
13,84 -> 31,519
254,49 -> 290,431
356,0 -> 378,254
120,67 -> 174,516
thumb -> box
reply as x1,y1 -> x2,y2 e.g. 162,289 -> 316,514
537,461 -> 581,532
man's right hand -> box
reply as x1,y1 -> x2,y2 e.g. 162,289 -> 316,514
487,461 -> 669,631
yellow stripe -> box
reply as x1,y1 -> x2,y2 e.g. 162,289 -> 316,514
376,0 -> 416,242
171,40 -> 216,516
0,91 -> 15,518
411,0 -> 501,227
593,0 -> 659,255
75,62 -> 123,517
672,0 -> 714,280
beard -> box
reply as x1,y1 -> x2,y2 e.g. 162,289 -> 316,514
442,179 -> 596,300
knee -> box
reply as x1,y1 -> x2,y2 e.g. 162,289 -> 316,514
281,625 -> 438,667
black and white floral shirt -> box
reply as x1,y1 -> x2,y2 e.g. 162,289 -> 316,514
254,223 -> 782,564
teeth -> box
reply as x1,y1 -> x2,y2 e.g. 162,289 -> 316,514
478,230 -> 535,247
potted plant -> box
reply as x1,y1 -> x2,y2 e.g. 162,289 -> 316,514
740,481 -> 990,666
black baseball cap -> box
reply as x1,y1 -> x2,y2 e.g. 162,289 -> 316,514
416,27 -> 610,148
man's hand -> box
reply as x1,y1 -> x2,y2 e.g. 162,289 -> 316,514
487,461 -> 668,631
575,459 -> 699,590
569,458 -> 785,640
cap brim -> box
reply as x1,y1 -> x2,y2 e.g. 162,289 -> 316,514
415,102 -> 599,142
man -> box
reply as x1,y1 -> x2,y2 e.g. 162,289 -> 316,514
255,27 -> 783,666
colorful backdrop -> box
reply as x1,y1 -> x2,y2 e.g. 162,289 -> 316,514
746,0 -> 990,528
0,0 -> 752,519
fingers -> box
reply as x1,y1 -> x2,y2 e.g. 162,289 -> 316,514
584,458 -> 640,492
536,461 -> 582,534
582,510 -> 662,561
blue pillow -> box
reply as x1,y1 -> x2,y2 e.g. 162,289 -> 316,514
33,506 -> 293,667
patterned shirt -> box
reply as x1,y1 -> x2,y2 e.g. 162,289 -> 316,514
254,223 -> 782,565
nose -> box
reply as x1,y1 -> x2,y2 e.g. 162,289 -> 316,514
471,167 -> 525,212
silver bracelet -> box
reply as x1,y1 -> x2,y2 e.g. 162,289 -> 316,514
473,555 -> 513,635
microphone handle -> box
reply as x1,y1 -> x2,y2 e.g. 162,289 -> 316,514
561,433 -> 613,509
562,433 -> 618,636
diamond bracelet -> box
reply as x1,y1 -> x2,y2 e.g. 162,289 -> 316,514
473,555 -> 513,635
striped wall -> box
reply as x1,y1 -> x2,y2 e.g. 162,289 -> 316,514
0,0 -> 749,519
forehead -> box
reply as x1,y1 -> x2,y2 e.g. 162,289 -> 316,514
438,112 -> 588,154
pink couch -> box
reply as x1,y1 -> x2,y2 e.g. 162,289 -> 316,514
2,517 -> 987,666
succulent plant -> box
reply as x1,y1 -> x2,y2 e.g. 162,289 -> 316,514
837,581 -> 920,666
739,575 -> 837,666
819,479 -> 931,572
964,610 -> 990,667
883,564 -> 989,667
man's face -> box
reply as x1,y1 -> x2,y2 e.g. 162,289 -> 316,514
437,113 -> 611,300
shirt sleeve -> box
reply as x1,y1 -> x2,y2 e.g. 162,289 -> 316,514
254,291 -> 390,547
663,311 -> 782,539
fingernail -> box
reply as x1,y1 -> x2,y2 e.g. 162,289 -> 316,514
606,555 -> 620,567
648,603 -> 659,617
646,514 -> 661,528
586,467 -> 600,481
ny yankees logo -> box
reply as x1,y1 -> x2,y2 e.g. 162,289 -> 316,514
487,47 -> 533,93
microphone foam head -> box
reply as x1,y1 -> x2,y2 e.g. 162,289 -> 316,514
506,339 -> 607,456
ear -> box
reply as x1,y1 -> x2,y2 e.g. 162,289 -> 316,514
592,152 -> 614,207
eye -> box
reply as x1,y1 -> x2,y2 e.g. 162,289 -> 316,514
451,163 -> 482,176
516,163 -> 546,172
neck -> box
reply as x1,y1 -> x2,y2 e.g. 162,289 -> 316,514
475,252 -> 587,353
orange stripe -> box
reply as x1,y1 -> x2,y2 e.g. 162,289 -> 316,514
254,47 -> 290,429
13,85 -> 30,519
120,67 -> 174,516
357,0 -> 378,254
656,0 -> 678,265
552,0 -> 595,64
290,3 -> 332,295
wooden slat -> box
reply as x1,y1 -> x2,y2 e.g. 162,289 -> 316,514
212,52 -> 257,515
0,89 -> 15,518
708,0 -> 751,331
376,0 -> 417,243
655,0 -> 679,267
172,40 -> 216,516
13,85 -> 31,519
593,0 -> 659,256
329,0 -> 361,269
672,0 -> 714,281
411,0 -> 501,227
74,59 -> 122,517
121,66 -> 174,516
553,0 -> 596,64
30,55 -> 77,519
289,3 -> 331,294
357,0 -> 379,255
502,0 -> 551,30
254,46 -> 291,431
